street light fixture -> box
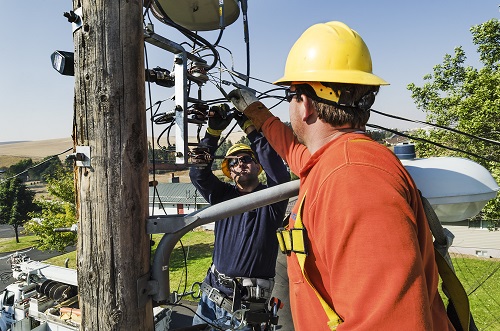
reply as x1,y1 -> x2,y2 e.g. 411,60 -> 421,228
50,50 -> 74,76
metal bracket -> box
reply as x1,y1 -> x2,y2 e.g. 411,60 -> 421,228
137,272 -> 158,308
71,7 -> 83,33
63,7 -> 83,33
66,146 -> 91,167
75,146 -> 91,167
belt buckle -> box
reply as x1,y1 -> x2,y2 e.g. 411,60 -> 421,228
207,286 -> 223,306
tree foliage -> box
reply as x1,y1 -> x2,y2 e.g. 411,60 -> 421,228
4,156 -> 64,182
407,19 -> 500,225
0,178 -> 36,242
24,169 -> 77,251
212,138 -> 233,172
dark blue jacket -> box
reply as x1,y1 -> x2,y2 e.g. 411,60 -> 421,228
189,130 -> 290,295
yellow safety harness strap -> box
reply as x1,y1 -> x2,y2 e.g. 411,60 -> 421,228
435,248 -> 470,331
277,193 -> 343,330
421,193 -> 472,331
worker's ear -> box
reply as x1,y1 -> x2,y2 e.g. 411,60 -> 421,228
301,94 -> 317,122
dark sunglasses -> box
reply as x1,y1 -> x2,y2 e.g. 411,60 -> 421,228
228,155 -> 255,167
285,88 -> 299,103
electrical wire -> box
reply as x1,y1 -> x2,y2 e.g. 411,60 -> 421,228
142,8 -> 500,329
447,252 -> 500,330
165,302 -> 226,330
1,147 -> 73,182
367,124 -> 500,163
467,261 -> 500,296
144,34 -> 158,218
150,0 -> 220,70
370,108 -> 500,147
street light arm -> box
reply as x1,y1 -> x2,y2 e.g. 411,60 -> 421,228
149,180 -> 299,302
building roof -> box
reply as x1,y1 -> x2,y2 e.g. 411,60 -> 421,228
149,183 -> 208,205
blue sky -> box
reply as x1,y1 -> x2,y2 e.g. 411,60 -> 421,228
0,1 -> 498,142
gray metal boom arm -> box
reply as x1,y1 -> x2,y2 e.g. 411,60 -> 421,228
148,180 -> 300,302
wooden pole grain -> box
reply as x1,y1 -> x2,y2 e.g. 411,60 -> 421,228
72,0 -> 153,329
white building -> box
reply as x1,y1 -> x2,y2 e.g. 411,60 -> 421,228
149,182 -> 209,216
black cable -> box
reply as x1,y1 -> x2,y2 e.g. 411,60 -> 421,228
142,0 -> 152,18
370,108 -> 500,146
468,261 -> 500,296
367,124 -> 500,163
216,122 -> 238,151
240,0 -> 250,86
156,123 -> 174,149
151,0 -> 220,70
1,147 -> 73,182
213,29 -> 224,46
144,39 -> 158,215
175,240 -> 189,304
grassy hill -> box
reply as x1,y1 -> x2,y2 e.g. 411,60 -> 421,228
0,131 -> 246,181
0,137 -> 73,168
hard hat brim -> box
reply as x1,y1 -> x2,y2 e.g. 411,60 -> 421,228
274,69 -> 389,87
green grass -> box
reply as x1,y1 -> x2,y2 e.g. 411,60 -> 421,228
447,255 -> 500,331
1,231 -> 215,301
43,231 -> 215,297
0,235 -> 39,252
2,232 -> 499,329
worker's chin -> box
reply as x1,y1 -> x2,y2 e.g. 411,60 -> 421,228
235,174 -> 251,185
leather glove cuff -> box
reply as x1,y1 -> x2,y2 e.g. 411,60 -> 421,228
206,127 -> 223,137
240,119 -> 253,132
243,102 -> 274,131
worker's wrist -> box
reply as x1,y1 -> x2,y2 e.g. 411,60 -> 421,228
244,124 -> 256,135
206,127 -> 223,137
240,120 -> 253,132
243,102 -> 273,131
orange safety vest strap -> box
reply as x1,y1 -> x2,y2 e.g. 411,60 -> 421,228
276,193 -> 343,330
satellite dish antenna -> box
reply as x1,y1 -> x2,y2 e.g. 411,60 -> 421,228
151,0 -> 241,31
395,144 -> 499,223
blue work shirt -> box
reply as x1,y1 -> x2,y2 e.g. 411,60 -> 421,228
189,130 -> 290,296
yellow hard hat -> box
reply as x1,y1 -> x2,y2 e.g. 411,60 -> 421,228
221,143 -> 262,179
274,21 -> 389,94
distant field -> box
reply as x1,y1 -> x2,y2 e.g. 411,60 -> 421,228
0,132 -> 246,170
0,155 -> 30,168
0,134 -> 243,183
0,138 -> 73,167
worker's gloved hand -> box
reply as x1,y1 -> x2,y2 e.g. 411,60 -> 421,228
207,104 -> 232,137
234,112 -> 253,132
228,88 -> 259,113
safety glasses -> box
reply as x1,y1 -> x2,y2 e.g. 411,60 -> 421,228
285,88 -> 299,103
228,155 -> 255,167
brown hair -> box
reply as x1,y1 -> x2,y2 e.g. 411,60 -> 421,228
296,83 -> 379,128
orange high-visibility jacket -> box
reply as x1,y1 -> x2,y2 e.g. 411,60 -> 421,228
259,114 -> 455,331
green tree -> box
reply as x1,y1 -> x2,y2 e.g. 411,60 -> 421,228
212,138 -> 233,171
24,169 -> 77,251
407,18 -> 500,225
0,178 -> 36,242
34,156 -> 64,182
5,156 -> 63,182
5,159 -> 33,180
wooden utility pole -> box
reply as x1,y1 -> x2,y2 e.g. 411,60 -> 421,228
72,0 -> 153,329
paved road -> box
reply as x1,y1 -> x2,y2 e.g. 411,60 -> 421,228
0,224 -> 19,239
0,248 -> 70,292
